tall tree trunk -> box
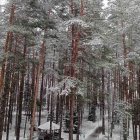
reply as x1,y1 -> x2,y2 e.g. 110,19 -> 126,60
0,5 -> 15,140
29,40 -> 46,140
110,69 -> 117,137
6,71 -> 16,140
121,18 -> 128,140
16,38 -> 27,140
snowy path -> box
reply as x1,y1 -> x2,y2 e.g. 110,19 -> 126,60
85,126 -> 103,140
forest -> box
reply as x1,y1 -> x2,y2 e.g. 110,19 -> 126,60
0,0 -> 140,140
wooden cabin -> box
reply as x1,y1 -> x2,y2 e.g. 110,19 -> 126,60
38,121 -> 64,140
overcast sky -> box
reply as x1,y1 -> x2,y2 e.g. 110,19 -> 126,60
1,0 -> 8,5
103,0 -> 108,8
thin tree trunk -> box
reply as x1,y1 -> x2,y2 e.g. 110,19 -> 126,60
69,91 -> 74,140
102,68 -> 105,135
38,60 -> 45,126
59,95 -> 64,140
76,96 -> 81,140
56,94 -> 60,124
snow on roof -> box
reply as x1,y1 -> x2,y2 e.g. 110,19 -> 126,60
38,121 -> 60,130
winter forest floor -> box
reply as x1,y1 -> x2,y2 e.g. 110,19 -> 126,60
2,108 -> 133,140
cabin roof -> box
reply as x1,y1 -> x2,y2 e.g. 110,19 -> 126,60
38,121 -> 60,130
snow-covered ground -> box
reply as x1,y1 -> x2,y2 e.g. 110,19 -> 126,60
2,108 -> 133,140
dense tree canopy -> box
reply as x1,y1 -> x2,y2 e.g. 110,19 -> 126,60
0,0 -> 140,140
